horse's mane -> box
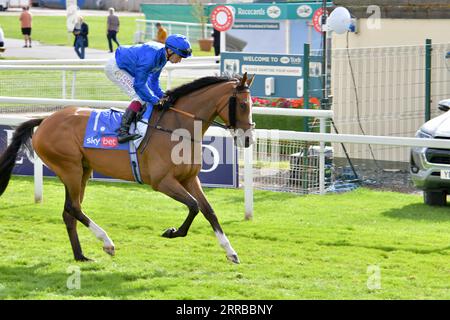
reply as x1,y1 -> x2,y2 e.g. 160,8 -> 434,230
165,74 -> 239,102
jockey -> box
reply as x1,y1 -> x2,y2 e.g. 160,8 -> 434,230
105,34 -> 192,143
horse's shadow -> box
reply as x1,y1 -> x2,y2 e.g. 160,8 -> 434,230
205,190 -> 298,205
0,262 -> 157,299
381,203 -> 450,222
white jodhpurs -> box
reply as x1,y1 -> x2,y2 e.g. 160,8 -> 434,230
104,57 -> 145,104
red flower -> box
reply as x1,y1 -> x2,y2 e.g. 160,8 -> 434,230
251,96 -> 322,109
309,97 -> 320,106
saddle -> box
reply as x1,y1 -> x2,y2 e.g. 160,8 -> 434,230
83,106 -> 154,151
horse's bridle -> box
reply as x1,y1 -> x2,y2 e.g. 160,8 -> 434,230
169,85 -> 255,130
139,84 -> 254,153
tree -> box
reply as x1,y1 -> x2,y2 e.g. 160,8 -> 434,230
189,0 -> 208,39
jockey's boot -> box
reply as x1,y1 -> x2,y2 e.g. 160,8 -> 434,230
117,109 -> 140,143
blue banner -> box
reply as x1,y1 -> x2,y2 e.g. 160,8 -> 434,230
0,125 -> 238,188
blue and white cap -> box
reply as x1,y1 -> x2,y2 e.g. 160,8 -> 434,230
165,34 -> 192,58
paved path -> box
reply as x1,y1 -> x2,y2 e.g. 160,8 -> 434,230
1,38 -> 114,59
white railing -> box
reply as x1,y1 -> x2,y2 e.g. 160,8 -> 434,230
0,115 -> 44,203
135,19 -> 214,44
3,106 -> 450,218
0,97 -> 333,212
0,57 -> 220,65
0,61 -> 220,99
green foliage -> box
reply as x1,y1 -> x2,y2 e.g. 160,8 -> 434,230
253,114 -> 306,131
188,0 -> 209,40
0,177 -> 449,299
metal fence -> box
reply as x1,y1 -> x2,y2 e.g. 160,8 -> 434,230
238,138 -> 330,195
0,59 -> 219,113
330,42 -> 450,166
135,19 -> 214,44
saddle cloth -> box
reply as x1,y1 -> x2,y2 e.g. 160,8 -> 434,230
83,106 -> 154,150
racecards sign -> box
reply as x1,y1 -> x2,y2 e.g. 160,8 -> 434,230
0,124 -> 239,188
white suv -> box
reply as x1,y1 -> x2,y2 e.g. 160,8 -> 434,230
410,99 -> 450,206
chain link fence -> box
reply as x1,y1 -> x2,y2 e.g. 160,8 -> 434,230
331,42 -> 450,167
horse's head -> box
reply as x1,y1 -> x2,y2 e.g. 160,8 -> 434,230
218,73 -> 256,148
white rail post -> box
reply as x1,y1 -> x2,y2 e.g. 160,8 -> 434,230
244,142 -> 254,220
186,25 -> 190,42
150,22 -> 154,41
62,71 -> 66,99
319,117 -> 325,194
71,71 -> 76,99
167,69 -> 172,90
33,139 -> 43,203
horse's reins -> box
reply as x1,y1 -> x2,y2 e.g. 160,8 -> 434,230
139,85 -> 253,154
168,86 -> 253,129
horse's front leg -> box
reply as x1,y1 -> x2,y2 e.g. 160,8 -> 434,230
157,176 -> 199,238
185,177 -> 240,264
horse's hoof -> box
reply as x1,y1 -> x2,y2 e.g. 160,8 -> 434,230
227,254 -> 240,264
103,245 -> 115,256
76,255 -> 93,262
162,227 -> 177,238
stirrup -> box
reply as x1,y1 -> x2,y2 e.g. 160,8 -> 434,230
118,133 -> 141,144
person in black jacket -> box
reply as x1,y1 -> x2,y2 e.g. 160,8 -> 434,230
212,28 -> 220,57
73,16 -> 89,59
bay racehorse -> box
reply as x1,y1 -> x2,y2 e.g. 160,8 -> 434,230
0,73 -> 255,264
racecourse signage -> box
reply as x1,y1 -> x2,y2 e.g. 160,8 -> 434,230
218,2 -> 333,55
0,124 -> 238,188
224,2 -> 330,20
221,52 -> 323,99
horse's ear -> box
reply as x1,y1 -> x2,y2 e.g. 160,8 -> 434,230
240,72 -> 248,86
247,74 -> 255,88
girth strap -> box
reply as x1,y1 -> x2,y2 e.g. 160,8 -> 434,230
128,137 -> 143,184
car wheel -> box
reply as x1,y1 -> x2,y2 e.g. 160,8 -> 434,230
424,191 -> 447,206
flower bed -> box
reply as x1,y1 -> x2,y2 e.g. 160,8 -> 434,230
251,96 -> 324,131
252,97 -> 321,109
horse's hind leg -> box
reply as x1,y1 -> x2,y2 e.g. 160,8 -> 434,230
62,166 -> 97,261
185,177 -> 239,264
60,163 -> 115,259
63,187 -> 90,261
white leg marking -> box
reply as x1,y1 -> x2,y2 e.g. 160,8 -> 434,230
214,231 -> 237,257
89,222 -> 114,248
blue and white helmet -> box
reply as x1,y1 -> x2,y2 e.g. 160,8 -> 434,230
165,34 -> 192,58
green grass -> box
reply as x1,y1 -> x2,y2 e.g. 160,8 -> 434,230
0,176 -> 449,299
0,15 -> 214,56
0,16 -> 138,50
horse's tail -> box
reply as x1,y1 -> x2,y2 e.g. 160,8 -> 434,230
0,118 -> 45,196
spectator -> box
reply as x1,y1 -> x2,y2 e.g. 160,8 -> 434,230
155,23 -> 168,44
212,28 -> 220,57
0,25 -> 4,48
19,7 -> 32,48
73,16 -> 89,59
107,7 -> 120,53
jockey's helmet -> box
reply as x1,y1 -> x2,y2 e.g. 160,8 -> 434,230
165,34 -> 192,58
